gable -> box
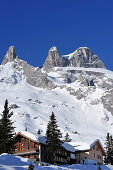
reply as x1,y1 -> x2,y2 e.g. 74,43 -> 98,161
14,132 -> 39,144
90,141 -> 105,156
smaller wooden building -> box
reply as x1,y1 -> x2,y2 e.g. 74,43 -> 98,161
75,139 -> 105,165
14,131 -> 76,165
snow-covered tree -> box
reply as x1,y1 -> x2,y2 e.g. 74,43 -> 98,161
0,100 -> 15,154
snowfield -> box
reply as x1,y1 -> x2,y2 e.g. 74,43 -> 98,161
0,154 -> 112,170
0,62 -> 113,148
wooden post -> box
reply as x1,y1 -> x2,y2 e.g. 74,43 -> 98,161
97,163 -> 101,170
39,144 -> 41,166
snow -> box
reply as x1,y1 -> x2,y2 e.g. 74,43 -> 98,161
20,131 -> 38,141
63,47 -> 90,59
62,142 -> 76,152
19,131 -> 75,152
74,139 -> 105,152
54,67 -> 113,80
49,46 -> 58,52
0,62 -> 113,151
0,153 -> 38,170
0,153 -> 112,170
19,131 -> 47,144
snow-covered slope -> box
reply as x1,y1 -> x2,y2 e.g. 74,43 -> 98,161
0,154 -> 112,170
0,153 -> 38,170
1,46 -> 113,149
0,62 -> 113,148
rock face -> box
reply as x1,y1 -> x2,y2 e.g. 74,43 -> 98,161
43,47 -> 106,71
43,46 -> 68,71
1,46 -> 55,89
2,46 -> 17,64
68,47 -> 106,68
16,59 -> 56,89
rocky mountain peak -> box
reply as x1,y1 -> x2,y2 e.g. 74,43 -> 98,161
75,47 -> 94,58
43,46 -> 68,71
67,47 -> 106,68
2,46 -> 18,65
43,46 -> 106,71
49,46 -> 58,52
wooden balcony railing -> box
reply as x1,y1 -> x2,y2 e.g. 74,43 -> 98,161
14,148 -> 39,155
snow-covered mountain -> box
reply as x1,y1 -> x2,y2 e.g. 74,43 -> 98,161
1,46 -> 113,147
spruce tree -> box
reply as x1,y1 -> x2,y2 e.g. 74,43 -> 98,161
109,135 -> 113,165
28,163 -> 34,170
104,133 -> 113,165
37,129 -> 41,135
64,132 -> 71,142
104,133 -> 110,164
46,112 -> 62,164
0,100 -> 15,154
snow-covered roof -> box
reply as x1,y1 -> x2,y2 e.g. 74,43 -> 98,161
17,131 -> 75,152
18,131 -> 46,144
20,131 -> 38,141
74,139 -> 105,153
62,142 -> 76,153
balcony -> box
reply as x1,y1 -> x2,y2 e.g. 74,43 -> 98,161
14,148 -> 39,156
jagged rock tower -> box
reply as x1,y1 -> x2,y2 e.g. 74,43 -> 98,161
43,46 -> 106,71
2,46 -> 18,65
43,46 -> 68,71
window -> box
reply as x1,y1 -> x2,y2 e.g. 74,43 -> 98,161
93,146 -> 95,150
34,143 -> 36,148
97,155 -> 99,159
94,154 -> 95,157
55,156 -> 58,161
61,158 -> 63,162
21,138 -> 26,143
97,148 -> 98,151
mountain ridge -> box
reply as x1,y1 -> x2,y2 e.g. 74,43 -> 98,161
0,46 -> 112,147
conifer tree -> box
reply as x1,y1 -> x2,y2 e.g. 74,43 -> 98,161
0,100 -> 15,154
64,132 -> 71,142
46,112 -> 62,164
28,163 -> 34,170
104,133 -> 110,164
109,135 -> 113,164
37,129 -> 41,135
104,133 -> 113,165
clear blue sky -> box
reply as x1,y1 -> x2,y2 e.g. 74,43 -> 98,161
0,0 -> 113,70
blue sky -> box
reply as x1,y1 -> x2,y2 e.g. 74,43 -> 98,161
0,0 -> 113,70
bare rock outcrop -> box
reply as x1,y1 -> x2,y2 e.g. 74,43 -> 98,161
1,46 -> 56,89
68,47 -> 106,68
43,47 -> 106,71
2,46 -> 18,65
43,46 -> 69,71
